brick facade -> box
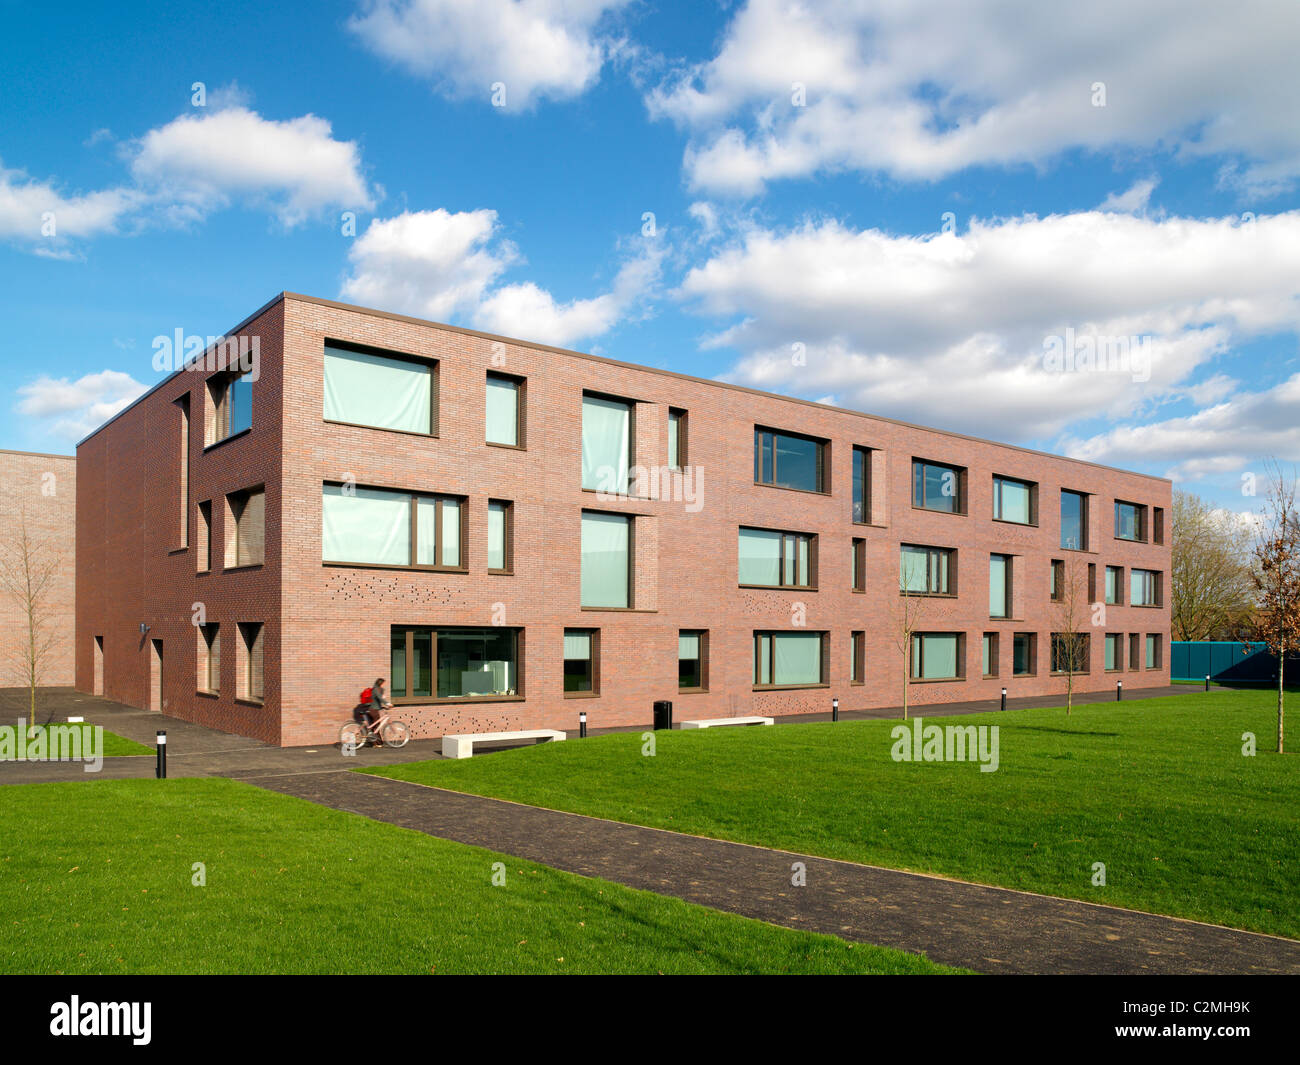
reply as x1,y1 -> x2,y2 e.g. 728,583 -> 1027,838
0,450 -> 75,689
76,293 -> 1172,746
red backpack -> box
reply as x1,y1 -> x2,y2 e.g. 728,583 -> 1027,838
360,687 -> 373,705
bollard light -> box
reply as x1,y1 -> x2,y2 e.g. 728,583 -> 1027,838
1117,681 -> 1123,702
579,711 -> 587,739
832,697 -> 839,723
155,730 -> 167,779
1000,688 -> 1007,712
1205,674 -> 1210,692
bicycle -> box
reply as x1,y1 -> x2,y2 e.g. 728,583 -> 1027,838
340,712 -> 411,750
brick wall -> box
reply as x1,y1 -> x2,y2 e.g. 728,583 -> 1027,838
0,450 -> 76,688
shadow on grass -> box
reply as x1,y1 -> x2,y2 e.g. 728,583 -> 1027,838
1013,727 -> 1120,738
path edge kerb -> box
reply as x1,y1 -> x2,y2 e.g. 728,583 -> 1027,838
345,768 -> 1300,949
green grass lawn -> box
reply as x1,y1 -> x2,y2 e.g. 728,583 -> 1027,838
0,778 -> 959,975
365,690 -> 1298,939
11,723 -> 153,757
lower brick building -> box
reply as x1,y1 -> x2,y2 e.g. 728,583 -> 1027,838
75,292 -> 1172,746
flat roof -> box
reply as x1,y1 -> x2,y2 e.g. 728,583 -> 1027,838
77,290 -> 1171,485
0,447 -> 75,461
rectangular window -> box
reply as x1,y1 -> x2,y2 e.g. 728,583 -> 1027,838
324,344 -> 435,435
1013,632 -> 1036,676
852,446 -> 870,523
912,459 -> 963,513
1130,568 -> 1159,606
581,511 -> 631,608
983,632 -> 999,677
391,626 -> 521,700
1050,559 -> 1064,601
989,554 -> 1010,618
852,538 -> 866,592
564,629 -> 597,694
668,408 -> 687,469
1129,633 -> 1141,672
1060,490 -> 1088,550
910,633 -> 961,680
850,631 -> 865,684
754,427 -> 827,493
225,486 -> 265,568
1114,500 -> 1146,541
1105,565 -> 1123,605
485,373 -> 523,447
197,623 -> 220,693
197,500 -> 212,573
487,500 -> 512,573
1153,507 -> 1165,545
322,484 -> 464,569
753,631 -> 826,687
177,395 -> 190,545
738,527 -> 814,588
206,370 -> 253,445
1051,633 -> 1090,674
582,393 -> 632,493
993,475 -> 1034,524
679,630 -> 707,691
1104,633 -> 1123,672
237,622 -> 264,702
1146,634 -> 1161,669
900,544 -> 953,595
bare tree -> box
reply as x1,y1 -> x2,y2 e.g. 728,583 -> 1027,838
0,504 -> 63,727
1244,461 -> 1300,754
890,587 -> 928,721
1171,489 -> 1255,640
1050,556 -> 1092,716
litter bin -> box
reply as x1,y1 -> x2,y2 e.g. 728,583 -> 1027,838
653,700 -> 673,730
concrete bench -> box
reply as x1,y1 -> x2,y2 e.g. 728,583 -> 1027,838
441,729 -> 566,759
678,716 -> 774,729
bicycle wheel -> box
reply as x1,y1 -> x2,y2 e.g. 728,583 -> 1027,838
381,720 -> 411,749
339,722 -> 368,750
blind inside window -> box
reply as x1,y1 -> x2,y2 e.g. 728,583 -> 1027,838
564,631 -> 591,658
989,555 -> 1007,616
918,634 -> 958,679
323,485 -> 410,565
900,546 -> 929,592
581,395 -> 630,492
488,503 -> 507,569
772,633 -> 821,685
738,528 -> 781,585
441,499 -> 460,567
580,512 -> 630,608
324,346 -> 431,434
486,376 -> 518,445
679,632 -> 700,659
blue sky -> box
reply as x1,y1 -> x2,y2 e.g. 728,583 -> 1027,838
3,0 -> 1299,513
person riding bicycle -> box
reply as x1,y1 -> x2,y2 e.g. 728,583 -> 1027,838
354,678 -> 393,746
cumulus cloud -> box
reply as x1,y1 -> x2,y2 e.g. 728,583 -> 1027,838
649,0 -> 1300,196
677,208 -> 1300,451
15,370 -> 149,440
349,0 -> 631,109
341,207 -> 662,346
0,162 -> 138,249
130,106 -> 375,226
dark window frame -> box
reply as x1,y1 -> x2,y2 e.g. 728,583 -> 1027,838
900,543 -> 956,596
992,474 -> 1038,525
564,627 -> 599,697
390,625 -> 525,704
485,370 -> 527,450
912,458 -> 966,514
487,499 -> 514,575
323,339 -> 439,438
754,426 -> 829,495
322,482 -> 469,573
909,631 -> 965,682
678,629 -> 708,693
752,630 -> 829,690
852,446 -> 871,524
738,526 -> 818,590
668,407 -> 688,470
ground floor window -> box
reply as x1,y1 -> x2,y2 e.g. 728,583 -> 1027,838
1013,632 -> 1036,676
1145,633 -> 1161,669
1050,632 -> 1090,674
390,626 -> 520,700
678,630 -> 707,691
753,631 -> 826,687
850,631 -> 865,683
910,632 -> 962,680
564,629 -> 598,694
1104,632 -> 1123,671
982,632 -> 999,677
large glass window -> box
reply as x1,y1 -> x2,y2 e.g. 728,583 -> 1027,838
390,627 -> 519,700
581,511 -> 631,608
485,374 -> 521,446
1114,500 -> 1145,541
679,631 -> 706,691
911,633 -> 960,680
564,629 -> 596,693
912,459 -> 962,513
754,428 -> 826,493
900,544 -> 952,594
582,394 -> 632,493
323,345 -> 434,434
753,632 -> 824,687
989,554 -> 1010,618
853,446 -> 870,523
993,476 -> 1033,524
207,371 -> 253,445
1130,568 -> 1159,606
323,484 -> 463,568
738,527 -> 813,588
1060,490 -> 1087,550
1051,633 -> 1090,674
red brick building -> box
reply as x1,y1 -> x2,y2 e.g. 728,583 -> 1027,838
0,449 -> 75,689
75,292 -> 1172,746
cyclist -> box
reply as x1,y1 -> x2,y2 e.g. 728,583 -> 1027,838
365,678 -> 393,745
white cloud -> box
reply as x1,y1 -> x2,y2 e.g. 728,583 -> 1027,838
349,0 -> 631,109
650,0 -> 1300,196
1100,178 -> 1159,214
130,106 -> 375,226
340,207 -> 661,346
677,208 -> 1300,444
15,370 -> 149,441
0,162 -> 137,247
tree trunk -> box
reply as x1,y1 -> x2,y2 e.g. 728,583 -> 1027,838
1279,645 -> 1286,755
